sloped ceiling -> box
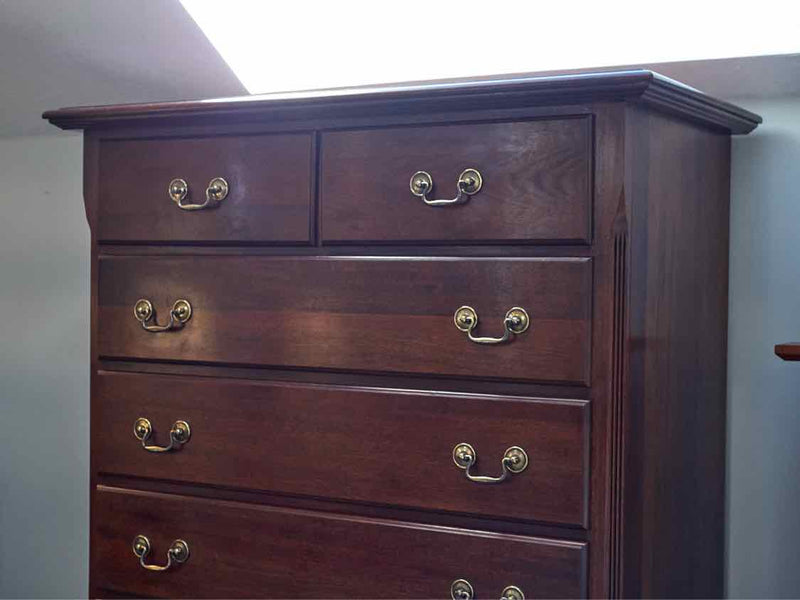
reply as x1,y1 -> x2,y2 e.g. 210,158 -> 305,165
1,0 -> 797,137
0,0 -> 246,136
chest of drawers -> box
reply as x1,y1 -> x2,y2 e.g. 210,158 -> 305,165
45,70 -> 760,599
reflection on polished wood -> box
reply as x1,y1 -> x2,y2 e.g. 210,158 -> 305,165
95,486 -> 587,599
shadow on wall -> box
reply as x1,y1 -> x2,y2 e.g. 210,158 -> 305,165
0,133 -> 89,598
728,96 -> 800,599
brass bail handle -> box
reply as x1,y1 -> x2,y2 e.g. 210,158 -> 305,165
452,443 -> 529,484
410,168 -> 482,206
168,177 -> 229,211
454,306 -> 529,345
450,580 -> 525,600
134,418 -> 191,453
134,298 -> 192,333
132,535 -> 189,572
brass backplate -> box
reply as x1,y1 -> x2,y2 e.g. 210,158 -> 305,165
458,168 -> 483,195
134,417 -> 152,441
409,171 -> 433,197
172,299 -> 192,323
168,178 -> 188,203
134,299 -> 154,322
453,306 -> 477,332
501,585 -> 525,600
452,442 -> 476,469
505,307 -> 530,334
503,446 -> 529,473
132,535 -> 151,558
171,420 -> 191,444
207,177 -> 229,203
169,539 -> 190,563
450,579 -> 474,600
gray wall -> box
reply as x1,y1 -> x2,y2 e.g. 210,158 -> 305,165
728,96 -> 800,598
0,134 -> 89,598
0,97 -> 798,598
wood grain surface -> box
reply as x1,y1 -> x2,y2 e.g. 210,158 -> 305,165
97,133 -> 313,243
620,107 -> 732,598
94,486 -> 588,598
97,256 -> 593,384
95,371 -> 590,526
320,118 -> 592,243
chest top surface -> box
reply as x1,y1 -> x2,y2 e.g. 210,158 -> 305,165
43,69 -> 761,134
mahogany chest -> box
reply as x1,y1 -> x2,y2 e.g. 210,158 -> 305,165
45,70 -> 761,598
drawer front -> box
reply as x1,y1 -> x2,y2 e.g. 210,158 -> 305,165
97,134 -> 313,243
94,488 -> 587,598
96,372 -> 589,526
98,256 -> 592,384
320,117 -> 592,243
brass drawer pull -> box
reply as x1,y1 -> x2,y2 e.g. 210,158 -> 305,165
410,168 -> 482,206
454,306 -> 529,345
451,579 -> 474,600
451,580 -> 525,600
452,443 -> 528,484
501,586 -> 525,600
132,535 -> 189,571
134,417 -> 190,452
134,298 -> 192,332
168,177 -> 229,211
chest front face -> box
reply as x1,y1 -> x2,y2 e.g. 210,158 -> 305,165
48,72 -> 754,599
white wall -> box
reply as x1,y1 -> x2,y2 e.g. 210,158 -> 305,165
728,96 -> 800,598
0,97 -> 797,598
0,134 -> 89,598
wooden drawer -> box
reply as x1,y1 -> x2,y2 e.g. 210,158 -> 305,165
96,372 -> 590,527
97,134 -> 313,243
94,487 -> 587,598
320,118 -> 592,244
98,256 -> 592,384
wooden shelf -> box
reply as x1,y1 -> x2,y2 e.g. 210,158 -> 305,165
775,343 -> 800,361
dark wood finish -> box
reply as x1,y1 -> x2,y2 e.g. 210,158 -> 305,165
43,70 -> 760,134
618,107 -> 732,598
98,243 -> 595,256
320,118 -> 591,244
97,256 -> 592,384
775,343 -> 800,360
97,133 -> 313,243
585,104 -> 627,599
96,589 -> 150,599
84,132 -> 103,596
47,72 -> 759,599
94,486 -> 588,599
97,473 -> 590,542
99,360 -> 592,400
96,371 -> 590,526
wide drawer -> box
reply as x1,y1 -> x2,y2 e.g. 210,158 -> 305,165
97,134 -> 313,243
98,256 -> 592,384
94,488 -> 587,598
96,372 -> 589,526
320,117 -> 592,243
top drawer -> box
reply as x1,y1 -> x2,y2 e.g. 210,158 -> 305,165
97,134 -> 313,243
320,117 -> 592,244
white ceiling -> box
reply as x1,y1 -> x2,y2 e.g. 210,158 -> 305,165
0,0 -> 245,136
1,0 -> 798,138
